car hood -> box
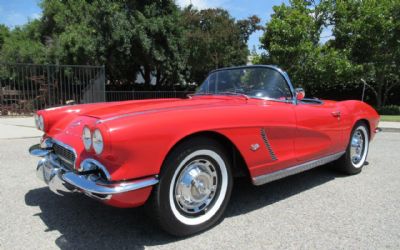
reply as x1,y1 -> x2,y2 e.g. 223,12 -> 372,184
82,96 -> 246,120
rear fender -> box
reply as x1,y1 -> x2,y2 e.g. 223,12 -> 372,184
338,100 -> 380,142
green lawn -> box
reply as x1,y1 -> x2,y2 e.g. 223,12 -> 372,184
380,115 -> 400,122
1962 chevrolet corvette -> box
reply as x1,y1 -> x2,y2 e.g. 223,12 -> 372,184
29,65 -> 380,236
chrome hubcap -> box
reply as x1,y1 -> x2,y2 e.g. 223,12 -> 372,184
175,159 -> 218,214
350,129 -> 365,164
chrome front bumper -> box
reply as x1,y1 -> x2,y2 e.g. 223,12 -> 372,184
30,144 -> 158,199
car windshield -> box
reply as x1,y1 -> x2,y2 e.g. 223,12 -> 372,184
196,67 -> 293,101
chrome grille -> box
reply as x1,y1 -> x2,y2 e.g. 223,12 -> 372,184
53,142 -> 76,169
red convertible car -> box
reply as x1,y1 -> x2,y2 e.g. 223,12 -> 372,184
29,65 -> 380,236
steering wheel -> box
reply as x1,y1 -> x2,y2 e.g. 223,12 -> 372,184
266,86 -> 286,99
248,87 -> 286,99
247,89 -> 269,98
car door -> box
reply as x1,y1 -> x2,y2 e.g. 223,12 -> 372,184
294,100 -> 342,163
248,68 -> 298,176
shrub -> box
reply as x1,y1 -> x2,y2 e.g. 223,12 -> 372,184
375,105 -> 400,115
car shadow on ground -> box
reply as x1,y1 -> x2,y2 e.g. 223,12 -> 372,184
25,164 -> 346,250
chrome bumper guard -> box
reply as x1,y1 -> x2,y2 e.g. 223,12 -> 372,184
29,144 -> 158,199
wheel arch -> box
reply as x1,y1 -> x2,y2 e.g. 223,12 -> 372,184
353,119 -> 371,139
339,100 -> 378,141
161,131 -> 250,179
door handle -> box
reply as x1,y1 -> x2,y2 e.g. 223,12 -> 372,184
331,111 -> 341,118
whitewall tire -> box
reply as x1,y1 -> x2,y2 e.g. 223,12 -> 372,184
337,122 -> 370,174
149,137 -> 233,236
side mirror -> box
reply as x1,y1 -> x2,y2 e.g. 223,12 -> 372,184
295,88 -> 305,100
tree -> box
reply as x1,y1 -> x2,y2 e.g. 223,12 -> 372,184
332,0 -> 400,107
0,1 -> 260,90
39,0 -> 137,82
38,0 -> 187,88
131,1 -> 188,87
182,7 -> 261,84
0,24 -> 9,51
259,0 -> 339,91
0,20 -> 46,64
260,0 -> 399,106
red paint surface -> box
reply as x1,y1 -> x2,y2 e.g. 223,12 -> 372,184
104,187 -> 153,208
37,96 -> 379,207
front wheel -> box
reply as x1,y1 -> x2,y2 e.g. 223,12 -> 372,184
149,137 -> 233,236
337,122 -> 370,174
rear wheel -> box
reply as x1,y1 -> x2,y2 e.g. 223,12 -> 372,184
149,137 -> 233,236
337,122 -> 369,174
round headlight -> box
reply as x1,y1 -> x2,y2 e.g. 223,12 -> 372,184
92,129 -> 104,155
38,115 -> 44,131
82,126 -> 92,151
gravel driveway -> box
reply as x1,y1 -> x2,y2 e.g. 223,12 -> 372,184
0,132 -> 399,250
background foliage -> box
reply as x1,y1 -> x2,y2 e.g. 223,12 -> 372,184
258,0 -> 400,107
0,0 -> 260,91
0,0 -> 398,106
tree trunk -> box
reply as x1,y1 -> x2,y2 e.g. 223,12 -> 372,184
376,83 -> 383,108
156,66 -> 161,86
371,74 -> 384,108
383,82 -> 399,107
144,65 -> 151,86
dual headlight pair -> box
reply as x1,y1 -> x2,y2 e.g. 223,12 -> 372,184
82,127 -> 104,155
34,114 -> 45,131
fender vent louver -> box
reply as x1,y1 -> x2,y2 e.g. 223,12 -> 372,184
260,128 -> 278,161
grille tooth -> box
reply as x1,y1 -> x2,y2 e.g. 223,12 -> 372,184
260,128 -> 278,161
53,143 -> 76,170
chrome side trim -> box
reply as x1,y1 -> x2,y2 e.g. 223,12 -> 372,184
252,151 -> 345,186
260,128 -> 278,161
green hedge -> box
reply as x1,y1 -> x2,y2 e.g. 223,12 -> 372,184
375,105 -> 400,115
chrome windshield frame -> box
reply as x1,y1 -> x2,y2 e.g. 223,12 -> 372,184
196,65 -> 297,105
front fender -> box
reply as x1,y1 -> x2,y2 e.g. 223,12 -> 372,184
96,102 -> 297,182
